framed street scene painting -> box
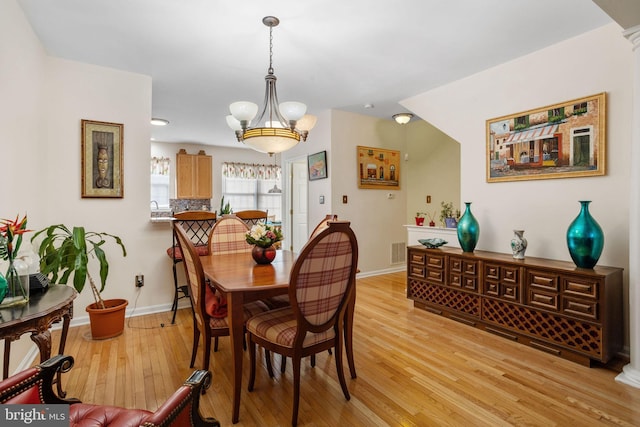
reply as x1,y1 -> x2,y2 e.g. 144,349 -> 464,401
486,92 -> 606,183
357,146 -> 400,189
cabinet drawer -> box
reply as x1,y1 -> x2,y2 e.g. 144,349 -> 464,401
408,264 -> 426,279
563,276 -> 598,299
484,281 -> 499,297
563,296 -> 598,320
484,264 -> 500,281
528,270 -> 559,291
528,288 -> 559,311
502,266 -> 520,284
450,273 -> 478,291
409,252 -> 426,265
501,283 -> 520,302
426,254 -> 445,269
426,269 -> 445,284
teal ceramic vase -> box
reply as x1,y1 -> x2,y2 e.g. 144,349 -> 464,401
457,202 -> 479,253
566,201 -> 604,269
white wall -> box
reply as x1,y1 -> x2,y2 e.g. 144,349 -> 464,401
404,22 -> 633,345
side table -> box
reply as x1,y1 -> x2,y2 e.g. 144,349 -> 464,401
0,285 -> 76,395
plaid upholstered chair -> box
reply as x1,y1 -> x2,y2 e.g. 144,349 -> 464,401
246,221 -> 358,426
208,215 -> 253,254
173,223 -> 269,373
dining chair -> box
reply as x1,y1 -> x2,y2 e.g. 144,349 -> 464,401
208,215 -> 253,255
234,209 -> 268,226
173,223 -> 269,373
309,214 -> 338,238
246,221 -> 358,427
166,210 -> 217,324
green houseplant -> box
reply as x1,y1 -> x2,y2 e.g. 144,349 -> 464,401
31,224 -> 127,339
439,201 -> 460,228
219,196 -> 233,215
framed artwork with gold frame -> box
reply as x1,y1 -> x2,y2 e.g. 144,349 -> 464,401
81,119 -> 124,198
357,146 -> 400,189
486,92 -> 606,183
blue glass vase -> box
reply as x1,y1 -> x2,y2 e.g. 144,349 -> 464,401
566,201 -> 604,269
457,202 -> 479,253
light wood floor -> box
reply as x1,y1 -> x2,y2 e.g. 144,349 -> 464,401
47,272 -> 640,426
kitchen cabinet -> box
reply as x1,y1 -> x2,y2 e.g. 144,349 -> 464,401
176,149 -> 212,199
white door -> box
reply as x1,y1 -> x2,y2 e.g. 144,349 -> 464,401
289,159 -> 308,253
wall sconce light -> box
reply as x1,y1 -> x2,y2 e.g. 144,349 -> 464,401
392,113 -> 413,125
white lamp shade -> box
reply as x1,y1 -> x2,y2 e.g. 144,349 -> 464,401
230,101 -> 258,122
226,115 -> 243,131
244,135 -> 300,155
279,101 -> 307,121
296,114 -> 317,132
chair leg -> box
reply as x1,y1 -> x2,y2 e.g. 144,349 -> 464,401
171,263 -> 179,324
292,355 -> 302,427
203,332 -> 212,373
280,355 -> 286,373
310,354 -> 316,367
248,336 -> 257,391
265,349 -> 274,378
214,337 -> 219,352
190,325 -> 200,368
334,335 -> 351,401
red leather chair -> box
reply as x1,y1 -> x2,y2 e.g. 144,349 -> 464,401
0,355 -> 219,427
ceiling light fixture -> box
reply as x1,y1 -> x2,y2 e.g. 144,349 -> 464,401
226,16 -> 316,156
393,113 -> 413,125
151,118 -> 169,126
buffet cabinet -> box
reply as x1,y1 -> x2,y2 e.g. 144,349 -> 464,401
407,246 -> 623,366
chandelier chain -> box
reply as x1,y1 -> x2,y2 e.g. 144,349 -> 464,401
268,25 -> 274,75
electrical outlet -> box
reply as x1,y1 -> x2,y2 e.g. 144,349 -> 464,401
135,274 -> 144,287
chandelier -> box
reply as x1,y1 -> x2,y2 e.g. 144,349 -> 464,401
226,16 -> 316,156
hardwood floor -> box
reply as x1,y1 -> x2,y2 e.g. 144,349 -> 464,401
47,272 -> 640,426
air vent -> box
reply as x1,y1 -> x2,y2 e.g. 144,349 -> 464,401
391,242 -> 406,264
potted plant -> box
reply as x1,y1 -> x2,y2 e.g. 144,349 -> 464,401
31,224 -> 127,339
414,212 -> 426,226
439,201 -> 460,228
219,196 -> 233,216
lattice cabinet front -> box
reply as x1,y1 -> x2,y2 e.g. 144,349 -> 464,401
406,246 -> 623,366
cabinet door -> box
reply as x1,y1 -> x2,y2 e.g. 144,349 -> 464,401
176,153 -> 195,198
195,154 -> 212,198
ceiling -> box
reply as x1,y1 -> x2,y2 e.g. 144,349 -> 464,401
17,0 -> 613,149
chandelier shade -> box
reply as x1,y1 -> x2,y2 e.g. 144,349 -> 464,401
227,16 -> 315,155
393,113 -> 413,124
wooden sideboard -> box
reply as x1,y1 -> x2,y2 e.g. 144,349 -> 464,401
407,246 -> 623,366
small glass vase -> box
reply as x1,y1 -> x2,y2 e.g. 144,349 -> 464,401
0,260 -> 29,308
251,245 -> 276,265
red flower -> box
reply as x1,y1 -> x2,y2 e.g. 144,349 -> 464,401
0,214 -> 31,262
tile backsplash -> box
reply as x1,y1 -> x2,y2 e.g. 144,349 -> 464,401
169,199 -> 212,213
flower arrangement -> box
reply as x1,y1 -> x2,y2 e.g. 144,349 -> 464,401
0,214 -> 30,265
245,223 -> 283,248
0,214 -> 31,305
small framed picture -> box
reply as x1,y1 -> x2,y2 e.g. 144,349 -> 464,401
308,150 -> 328,181
81,119 -> 124,198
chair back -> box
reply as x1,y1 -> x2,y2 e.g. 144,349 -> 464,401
173,223 -> 208,330
289,221 -> 358,333
171,211 -> 217,257
235,210 -> 268,226
208,216 -> 252,254
309,214 -> 338,239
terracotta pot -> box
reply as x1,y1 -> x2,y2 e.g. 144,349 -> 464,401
86,298 -> 128,339
415,217 -> 425,226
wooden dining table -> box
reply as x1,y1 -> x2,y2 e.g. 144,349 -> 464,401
200,249 -> 295,424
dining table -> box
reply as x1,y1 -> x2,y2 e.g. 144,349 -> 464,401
201,248 -> 357,424
200,249 -> 294,424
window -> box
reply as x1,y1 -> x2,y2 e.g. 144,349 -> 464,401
150,157 -> 170,209
221,162 -> 282,221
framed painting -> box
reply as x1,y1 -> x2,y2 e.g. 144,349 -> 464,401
486,92 -> 606,183
81,119 -> 124,198
308,150 -> 328,181
357,146 -> 400,189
